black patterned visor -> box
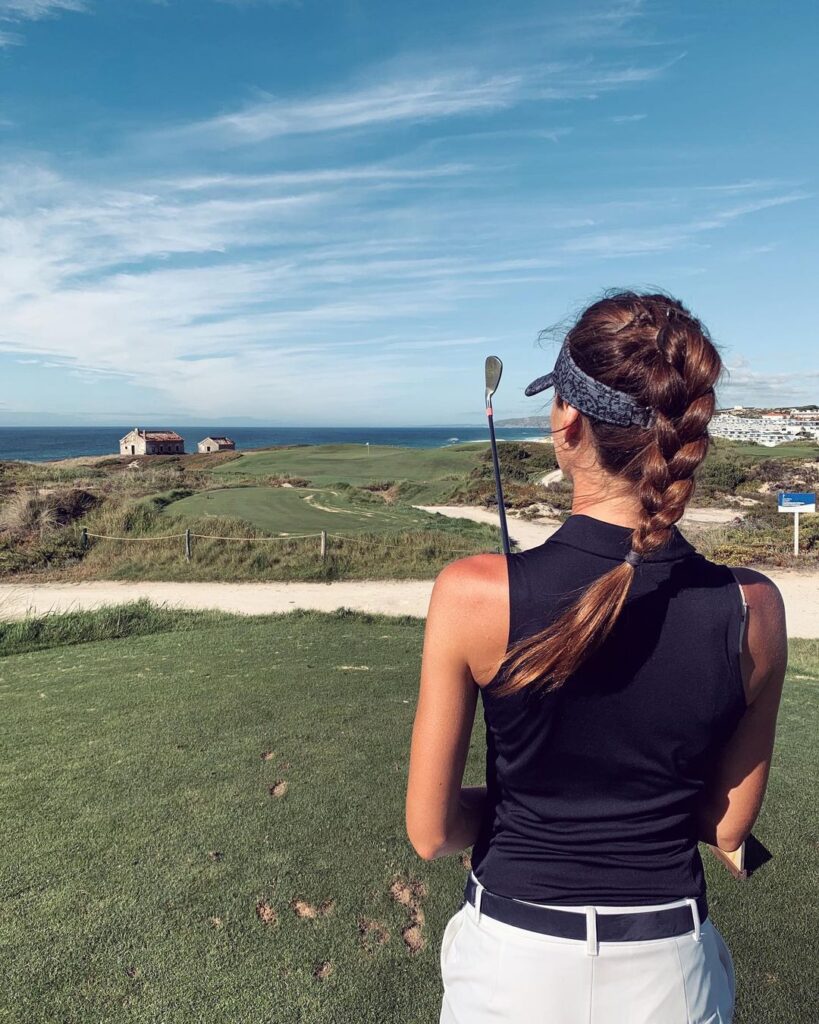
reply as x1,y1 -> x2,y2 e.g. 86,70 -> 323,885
524,341 -> 655,429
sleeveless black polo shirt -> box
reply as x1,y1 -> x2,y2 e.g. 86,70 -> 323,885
469,513 -> 748,906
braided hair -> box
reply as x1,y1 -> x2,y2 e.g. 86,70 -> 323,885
491,290 -> 725,698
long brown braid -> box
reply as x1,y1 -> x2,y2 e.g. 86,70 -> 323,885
490,291 -> 726,698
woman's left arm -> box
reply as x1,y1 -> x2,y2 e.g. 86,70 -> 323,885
405,558 -> 493,861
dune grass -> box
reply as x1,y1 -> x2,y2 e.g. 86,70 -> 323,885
0,609 -> 816,1023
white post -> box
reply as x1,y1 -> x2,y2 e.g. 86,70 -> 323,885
794,511 -> 799,556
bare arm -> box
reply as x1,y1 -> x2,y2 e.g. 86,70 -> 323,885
696,569 -> 788,851
405,557 -> 498,861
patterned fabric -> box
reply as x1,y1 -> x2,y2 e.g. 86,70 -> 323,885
525,341 -> 655,429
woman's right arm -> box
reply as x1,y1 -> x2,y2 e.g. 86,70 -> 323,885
696,568 -> 789,852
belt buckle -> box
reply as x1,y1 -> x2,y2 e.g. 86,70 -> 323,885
685,897 -> 702,942
585,907 -> 598,957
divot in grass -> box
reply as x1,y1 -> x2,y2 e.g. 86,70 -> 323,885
389,875 -> 428,954
313,961 -> 333,980
389,877 -> 428,907
269,780 -> 288,798
357,917 -> 390,952
401,924 -> 425,955
292,899 -> 318,919
293,897 -> 336,919
255,899 -> 277,925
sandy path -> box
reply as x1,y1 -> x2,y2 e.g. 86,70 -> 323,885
413,505 -> 562,551
0,569 -> 810,638
0,571 -> 815,637
413,504 -> 746,549
0,580 -> 434,622
0,506 -> 815,636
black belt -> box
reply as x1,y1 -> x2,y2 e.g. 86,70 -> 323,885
463,875 -> 707,943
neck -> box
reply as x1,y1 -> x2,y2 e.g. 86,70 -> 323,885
567,468 -> 645,530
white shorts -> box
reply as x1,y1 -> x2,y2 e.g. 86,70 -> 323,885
440,874 -> 736,1024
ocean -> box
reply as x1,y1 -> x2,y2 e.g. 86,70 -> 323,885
0,426 -> 550,463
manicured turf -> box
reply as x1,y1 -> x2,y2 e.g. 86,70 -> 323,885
711,438 -> 819,461
0,614 -> 815,1023
212,442 -> 489,499
165,485 -> 432,535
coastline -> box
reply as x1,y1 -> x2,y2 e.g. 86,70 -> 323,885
0,425 -> 552,463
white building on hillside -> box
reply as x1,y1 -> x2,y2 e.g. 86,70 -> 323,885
119,428 -> 185,456
197,436 -> 236,453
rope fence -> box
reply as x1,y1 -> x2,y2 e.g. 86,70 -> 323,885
79,527 -> 484,562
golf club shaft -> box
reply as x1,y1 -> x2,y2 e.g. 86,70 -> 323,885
486,400 -> 510,555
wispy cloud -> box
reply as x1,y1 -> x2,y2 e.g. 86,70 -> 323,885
0,0 -> 86,46
721,357 -> 819,401
164,72 -> 526,145
562,188 -> 811,258
2,3 -> 813,417
159,162 -> 472,193
154,52 -> 675,149
0,0 -> 86,20
0,155 -> 810,417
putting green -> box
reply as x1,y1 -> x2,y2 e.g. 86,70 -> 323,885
165,486 -> 431,535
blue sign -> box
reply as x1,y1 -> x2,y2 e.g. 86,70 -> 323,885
778,491 -> 816,513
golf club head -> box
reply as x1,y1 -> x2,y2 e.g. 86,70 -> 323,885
485,356 -> 503,402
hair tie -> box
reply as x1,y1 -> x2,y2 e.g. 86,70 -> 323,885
624,549 -> 643,567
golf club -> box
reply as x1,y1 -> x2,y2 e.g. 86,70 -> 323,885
485,356 -> 510,555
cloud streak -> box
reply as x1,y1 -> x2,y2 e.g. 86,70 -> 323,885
0,0 -> 86,21
0,153 -> 810,418
155,54 -> 674,148
1,5 -> 814,418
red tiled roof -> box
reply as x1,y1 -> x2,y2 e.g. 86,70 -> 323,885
142,430 -> 184,441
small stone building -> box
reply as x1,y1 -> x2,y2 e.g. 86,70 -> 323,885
119,428 -> 185,456
197,436 -> 236,453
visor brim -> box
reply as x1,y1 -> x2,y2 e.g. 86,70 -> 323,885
524,371 -> 555,397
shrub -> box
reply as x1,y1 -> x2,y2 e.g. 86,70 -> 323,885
0,491 -> 58,538
696,457 -> 749,494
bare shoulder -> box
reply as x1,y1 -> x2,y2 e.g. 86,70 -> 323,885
432,554 -> 510,687
435,552 -> 508,597
729,566 -> 787,622
728,566 -> 788,705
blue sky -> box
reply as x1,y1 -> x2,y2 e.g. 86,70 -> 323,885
0,0 -> 816,426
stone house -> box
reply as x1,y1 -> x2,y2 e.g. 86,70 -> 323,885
197,436 -> 236,453
119,428 -> 185,456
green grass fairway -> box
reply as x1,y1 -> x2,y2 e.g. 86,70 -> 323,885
711,437 -> 819,461
165,486 -> 432,535
0,614 -> 816,1024
213,442 -> 488,491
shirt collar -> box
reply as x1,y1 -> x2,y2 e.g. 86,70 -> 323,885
546,513 -> 699,563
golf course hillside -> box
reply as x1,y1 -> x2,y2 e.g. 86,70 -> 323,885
163,485 -> 433,536
0,605 -> 815,1024
0,438 -> 817,581
212,442 -> 489,495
